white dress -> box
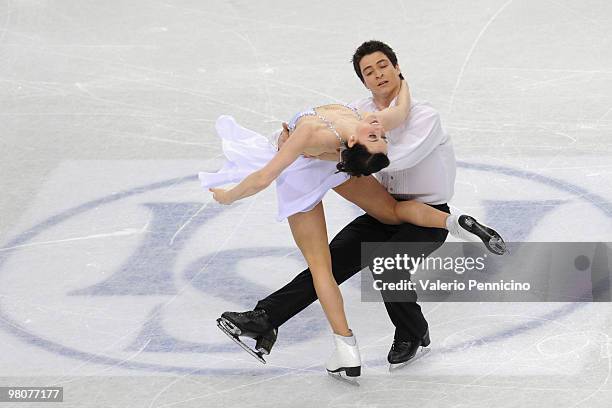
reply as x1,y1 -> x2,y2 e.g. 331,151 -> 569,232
198,115 -> 349,221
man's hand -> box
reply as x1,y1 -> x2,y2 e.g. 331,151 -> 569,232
277,122 -> 290,150
209,188 -> 234,205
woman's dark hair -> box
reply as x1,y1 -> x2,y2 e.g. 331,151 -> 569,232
336,143 -> 390,177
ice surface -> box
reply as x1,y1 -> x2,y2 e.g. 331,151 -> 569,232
1,0 -> 611,407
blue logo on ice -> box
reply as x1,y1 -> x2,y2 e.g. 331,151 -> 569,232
0,162 -> 609,375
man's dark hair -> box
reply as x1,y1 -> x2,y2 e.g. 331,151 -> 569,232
336,143 -> 390,177
352,40 -> 402,83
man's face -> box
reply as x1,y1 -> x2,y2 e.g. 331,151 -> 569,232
358,51 -> 401,97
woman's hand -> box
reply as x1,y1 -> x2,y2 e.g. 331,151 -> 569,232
209,188 -> 235,205
213,121 -> 310,205
364,79 -> 411,132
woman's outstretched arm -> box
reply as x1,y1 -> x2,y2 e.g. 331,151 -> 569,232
210,122 -> 314,205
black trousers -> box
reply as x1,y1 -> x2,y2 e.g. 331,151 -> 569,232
256,203 -> 450,341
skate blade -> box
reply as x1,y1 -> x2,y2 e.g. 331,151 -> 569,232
327,371 -> 360,387
216,319 -> 266,364
466,217 -> 507,256
218,317 -> 241,335
488,236 -> 508,256
388,347 -> 431,372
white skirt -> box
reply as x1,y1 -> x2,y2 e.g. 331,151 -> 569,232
198,115 -> 349,221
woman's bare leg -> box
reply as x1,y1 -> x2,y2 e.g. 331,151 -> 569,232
394,200 -> 447,228
333,176 -> 448,227
287,202 -> 351,336
334,176 -> 507,255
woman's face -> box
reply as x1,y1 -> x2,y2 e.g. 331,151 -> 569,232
350,117 -> 388,154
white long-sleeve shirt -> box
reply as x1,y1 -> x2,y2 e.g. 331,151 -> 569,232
351,97 -> 456,204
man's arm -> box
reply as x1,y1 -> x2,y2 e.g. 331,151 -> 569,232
276,122 -> 290,150
384,105 -> 448,171
307,152 -> 340,161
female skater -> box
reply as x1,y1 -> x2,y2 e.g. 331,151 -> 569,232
200,77 -> 505,377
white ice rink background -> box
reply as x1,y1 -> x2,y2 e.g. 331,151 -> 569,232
1,1 -> 611,407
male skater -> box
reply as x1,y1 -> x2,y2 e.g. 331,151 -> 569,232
219,40 -> 457,366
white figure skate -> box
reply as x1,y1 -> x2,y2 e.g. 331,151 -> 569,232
326,333 -> 362,379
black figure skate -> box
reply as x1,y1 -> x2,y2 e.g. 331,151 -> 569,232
217,309 -> 277,364
388,329 -> 431,371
